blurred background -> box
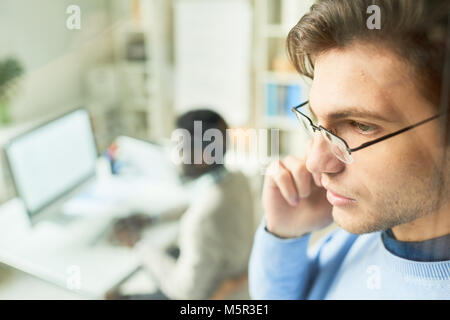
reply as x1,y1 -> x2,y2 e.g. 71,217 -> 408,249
0,0 -> 324,299
0,0 -> 316,204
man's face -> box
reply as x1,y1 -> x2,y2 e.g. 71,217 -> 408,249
307,42 -> 447,234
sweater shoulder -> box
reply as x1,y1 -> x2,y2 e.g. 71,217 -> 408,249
309,228 -> 381,263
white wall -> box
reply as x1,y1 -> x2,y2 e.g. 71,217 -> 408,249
174,0 -> 252,127
0,0 -> 114,122
0,0 -> 115,203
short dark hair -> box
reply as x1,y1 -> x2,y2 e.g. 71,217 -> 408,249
287,0 -> 449,108
176,108 -> 229,155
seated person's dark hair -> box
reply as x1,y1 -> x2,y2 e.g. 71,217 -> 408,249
176,109 -> 229,178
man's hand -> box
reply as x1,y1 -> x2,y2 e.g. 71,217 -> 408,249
262,155 -> 333,238
109,213 -> 153,248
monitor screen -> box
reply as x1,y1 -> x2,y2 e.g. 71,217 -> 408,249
5,109 -> 98,216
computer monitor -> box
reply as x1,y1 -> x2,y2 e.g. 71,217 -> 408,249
4,109 -> 98,220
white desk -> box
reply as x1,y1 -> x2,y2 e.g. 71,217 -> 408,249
0,136 -> 189,299
0,184 -> 187,299
0,197 -> 139,298
0,263 -> 87,300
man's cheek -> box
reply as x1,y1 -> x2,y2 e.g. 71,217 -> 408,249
353,161 -> 393,203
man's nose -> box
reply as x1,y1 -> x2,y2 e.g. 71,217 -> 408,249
305,133 -> 345,175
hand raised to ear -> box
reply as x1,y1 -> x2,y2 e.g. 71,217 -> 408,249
262,156 -> 333,239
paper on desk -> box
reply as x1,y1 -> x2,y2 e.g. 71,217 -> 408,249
114,136 -> 180,183
61,178 -> 130,217
62,177 -> 189,218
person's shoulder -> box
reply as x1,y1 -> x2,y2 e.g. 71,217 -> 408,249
310,227 -> 381,258
325,228 -> 381,248
330,228 -> 381,241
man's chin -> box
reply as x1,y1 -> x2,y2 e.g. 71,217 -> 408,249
331,205 -> 385,235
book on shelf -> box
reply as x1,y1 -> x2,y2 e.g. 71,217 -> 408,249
265,82 -> 302,121
285,84 -> 301,119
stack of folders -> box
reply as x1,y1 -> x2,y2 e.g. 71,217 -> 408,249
266,83 -> 302,119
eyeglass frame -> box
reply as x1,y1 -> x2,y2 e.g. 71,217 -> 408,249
292,100 -> 444,161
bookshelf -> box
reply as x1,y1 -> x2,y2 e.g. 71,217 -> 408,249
80,0 -> 174,152
108,0 -> 173,143
253,0 -> 314,157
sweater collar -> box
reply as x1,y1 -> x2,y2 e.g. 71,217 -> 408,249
378,231 -> 450,281
381,229 -> 450,262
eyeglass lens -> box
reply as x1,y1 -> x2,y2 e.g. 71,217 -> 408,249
320,130 -> 354,164
295,108 -> 354,164
296,112 -> 315,136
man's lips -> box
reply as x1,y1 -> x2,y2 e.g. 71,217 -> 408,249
323,185 -> 356,206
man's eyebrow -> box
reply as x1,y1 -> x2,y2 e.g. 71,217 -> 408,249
309,103 -> 394,123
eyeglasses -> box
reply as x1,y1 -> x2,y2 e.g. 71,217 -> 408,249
292,101 -> 443,164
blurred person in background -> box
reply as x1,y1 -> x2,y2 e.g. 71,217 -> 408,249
249,0 -> 450,299
112,109 -> 254,300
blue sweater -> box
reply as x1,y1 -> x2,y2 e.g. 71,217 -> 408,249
248,221 -> 450,299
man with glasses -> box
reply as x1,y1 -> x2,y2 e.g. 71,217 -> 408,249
249,0 -> 449,299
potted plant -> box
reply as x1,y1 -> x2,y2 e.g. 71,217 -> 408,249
0,57 -> 24,124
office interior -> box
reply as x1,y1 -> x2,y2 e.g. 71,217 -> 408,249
0,0 -> 337,299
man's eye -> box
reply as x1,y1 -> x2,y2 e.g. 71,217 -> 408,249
350,121 -> 375,133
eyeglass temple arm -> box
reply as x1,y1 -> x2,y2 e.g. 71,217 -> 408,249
293,101 -> 309,111
350,113 -> 443,152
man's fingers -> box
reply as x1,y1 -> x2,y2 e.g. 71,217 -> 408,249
312,172 -> 322,187
266,160 -> 299,206
283,156 -> 312,199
